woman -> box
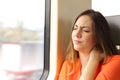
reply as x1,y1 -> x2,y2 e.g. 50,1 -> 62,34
57,9 -> 120,80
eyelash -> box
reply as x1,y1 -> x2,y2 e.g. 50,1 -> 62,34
82,29 -> 90,32
73,27 -> 90,32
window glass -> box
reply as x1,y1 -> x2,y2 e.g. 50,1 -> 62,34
0,0 -> 45,80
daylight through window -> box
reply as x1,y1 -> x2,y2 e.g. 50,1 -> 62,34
0,0 -> 45,80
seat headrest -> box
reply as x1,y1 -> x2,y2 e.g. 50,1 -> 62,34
106,15 -> 120,45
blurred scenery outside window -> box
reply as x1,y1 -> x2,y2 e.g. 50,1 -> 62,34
0,0 -> 45,80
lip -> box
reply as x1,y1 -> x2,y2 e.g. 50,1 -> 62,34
73,40 -> 82,44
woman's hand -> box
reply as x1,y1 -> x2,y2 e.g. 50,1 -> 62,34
89,48 -> 104,63
80,48 -> 104,80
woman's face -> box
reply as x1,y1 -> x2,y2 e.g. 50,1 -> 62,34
72,15 -> 96,53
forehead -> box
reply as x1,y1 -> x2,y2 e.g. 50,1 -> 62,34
75,15 -> 93,27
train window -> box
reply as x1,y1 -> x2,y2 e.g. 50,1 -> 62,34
0,0 -> 50,80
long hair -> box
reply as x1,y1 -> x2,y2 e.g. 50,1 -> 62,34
66,9 -> 118,64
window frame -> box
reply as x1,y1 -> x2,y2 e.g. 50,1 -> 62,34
40,0 -> 51,79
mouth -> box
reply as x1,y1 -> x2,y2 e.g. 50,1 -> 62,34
73,40 -> 82,44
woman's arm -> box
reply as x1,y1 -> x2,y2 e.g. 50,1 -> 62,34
80,49 -> 104,80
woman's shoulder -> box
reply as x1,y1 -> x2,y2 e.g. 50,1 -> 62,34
61,58 -> 81,70
105,55 -> 120,62
101,55 -> 120,71
96,55 -> 120,79
103,55 -> 120,65
110,54 -> 120,58
63,58 -> 80,66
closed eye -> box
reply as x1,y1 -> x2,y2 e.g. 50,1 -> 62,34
82,27 -> 90,32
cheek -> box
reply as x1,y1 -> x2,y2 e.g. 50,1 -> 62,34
85,35 -> 96,46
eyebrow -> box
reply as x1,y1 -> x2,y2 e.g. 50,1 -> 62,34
74,24 -> 90,28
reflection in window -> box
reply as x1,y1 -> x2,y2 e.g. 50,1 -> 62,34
0,0 -> 45,80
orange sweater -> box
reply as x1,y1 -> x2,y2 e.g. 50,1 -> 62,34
57,55 -> 120,80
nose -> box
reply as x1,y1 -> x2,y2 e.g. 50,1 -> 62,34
75,29 -> 82,38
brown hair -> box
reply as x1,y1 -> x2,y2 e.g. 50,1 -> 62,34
65,9 -> 118,63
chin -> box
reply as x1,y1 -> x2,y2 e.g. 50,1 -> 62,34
74,46 -> 83,51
